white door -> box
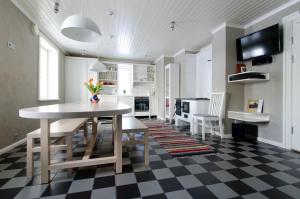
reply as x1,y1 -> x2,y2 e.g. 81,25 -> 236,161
291,18 -> 300,151
65,58 -> 88,103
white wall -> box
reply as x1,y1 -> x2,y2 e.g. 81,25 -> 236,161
243,3 -> 300,144
0,0 -> 65,148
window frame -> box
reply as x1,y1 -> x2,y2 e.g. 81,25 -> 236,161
38,34 -> 60,101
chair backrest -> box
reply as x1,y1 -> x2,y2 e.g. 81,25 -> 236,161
208,92 -> 225,117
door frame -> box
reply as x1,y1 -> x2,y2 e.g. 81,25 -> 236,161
282,11 -> 300,150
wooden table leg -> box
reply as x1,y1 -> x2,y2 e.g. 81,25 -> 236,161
144,130 -> 149,166
40,119 -> 50,184
115,114 -> 122,173
92,117 -> 98,136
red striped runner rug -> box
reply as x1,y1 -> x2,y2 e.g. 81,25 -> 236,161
144,121 -> 215,157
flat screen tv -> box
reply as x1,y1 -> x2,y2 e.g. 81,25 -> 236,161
236,24 -> 283,61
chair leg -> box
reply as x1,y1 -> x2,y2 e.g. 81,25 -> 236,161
194,118 -> 198,134
219,119 -> 224,139
83,122 -> 88,145
144,131 -> 149,166
66,134 -> 73,175
26,136 -> 34,179
190,117 -> 194,135
209,120 -> 213,136
112,116 -> 115,144
202,118 -> 206,141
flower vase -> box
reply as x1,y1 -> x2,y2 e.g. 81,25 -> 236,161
90,94 -> 99,103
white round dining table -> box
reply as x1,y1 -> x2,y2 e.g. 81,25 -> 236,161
19,102 -> 132,183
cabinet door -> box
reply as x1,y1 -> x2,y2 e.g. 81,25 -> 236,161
196,45 -> 212,98
65,58 -> 88,103
150,96 -> 158,116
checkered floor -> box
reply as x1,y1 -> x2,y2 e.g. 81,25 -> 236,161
1,120 -> 300,199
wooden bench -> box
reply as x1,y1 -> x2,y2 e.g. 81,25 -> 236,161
119,117 -> 149,166
26,118 -> 88,178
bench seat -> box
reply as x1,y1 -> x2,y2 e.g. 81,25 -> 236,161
119,117 -> 149,166
26,118 -> 88,178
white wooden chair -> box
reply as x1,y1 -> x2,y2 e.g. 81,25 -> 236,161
191,92 -> 225,140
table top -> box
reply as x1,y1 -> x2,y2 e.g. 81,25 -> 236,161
19,102 -> 132,119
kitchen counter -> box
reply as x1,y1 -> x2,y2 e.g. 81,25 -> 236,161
175,97 -> 210,100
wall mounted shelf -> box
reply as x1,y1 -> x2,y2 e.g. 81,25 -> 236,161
228,111 -> 270,123
228,71 -> 270,83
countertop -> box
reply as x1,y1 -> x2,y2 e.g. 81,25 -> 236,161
175,97 -> 210,100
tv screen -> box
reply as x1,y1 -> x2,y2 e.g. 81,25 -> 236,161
236,24 -> 283,61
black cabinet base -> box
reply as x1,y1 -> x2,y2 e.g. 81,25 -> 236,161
232,123 -> 258,141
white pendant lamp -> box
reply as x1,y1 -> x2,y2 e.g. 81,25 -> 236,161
61,15 -> 101,42
89,61 -> 107,72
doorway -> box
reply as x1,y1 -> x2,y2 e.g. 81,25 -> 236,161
283,12 -> 300,150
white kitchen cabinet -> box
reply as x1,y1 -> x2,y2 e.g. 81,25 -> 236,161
165,63 -> 180,120
196,44 -> 212,98
65,56 -> 97,103
150,95 -> 158,116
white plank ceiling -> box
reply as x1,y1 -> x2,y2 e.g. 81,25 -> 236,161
11,0 -> 290,61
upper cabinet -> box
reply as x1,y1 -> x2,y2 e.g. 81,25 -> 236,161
133,64 -> 156,83
196,44 -> 212,98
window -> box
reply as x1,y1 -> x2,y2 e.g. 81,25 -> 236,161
39,35 -> 59,100
118,64 -> 133,95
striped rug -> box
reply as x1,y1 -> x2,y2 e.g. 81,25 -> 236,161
144,121 -> 215,157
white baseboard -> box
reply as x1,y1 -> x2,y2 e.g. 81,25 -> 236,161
0,138 -> 26,155
157,116 -> 165,121
257,137 -> 284,148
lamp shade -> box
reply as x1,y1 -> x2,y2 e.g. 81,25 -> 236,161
61,15 -> 101,42
89,61 -> 107,72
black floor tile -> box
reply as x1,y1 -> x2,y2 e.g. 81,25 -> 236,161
6,162 -> 26,170
150,161 -> 166,170
170,166 -> 191,176
258,175 -> 287,187
225,180 -> 256,195
93,176 -> 115,189
116,183 -> 140,199
205,155 -> 224,162
143,193 -> 167,199
41,181 -> 72,197
0,187 -> 23,199
201,163 -> 222,172
228,153 -> 247,159
0,178 -> 10,188
255,164 -> 279,173
74,169 -> 96,180
158,178 -> 184,192
252,156 -> 272,163
65,191 -> 92,199
261,189 -> 294,199
135,170 -> 156,182
122,164 -> 134,173
177,157 -> 197,165
187,186 -> 217,199
227,168 -> 252,179
195,173 -> 221,185
228,159 -> 249,167
159,153 -> 173,160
